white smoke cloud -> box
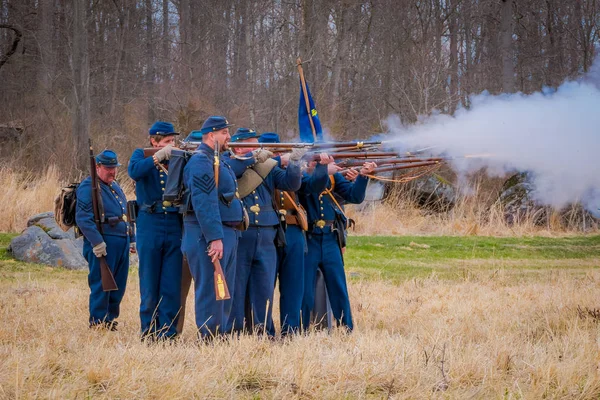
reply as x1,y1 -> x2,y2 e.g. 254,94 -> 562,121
384,62 -> 600,215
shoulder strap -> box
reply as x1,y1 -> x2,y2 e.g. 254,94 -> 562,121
237,159 -> 278,198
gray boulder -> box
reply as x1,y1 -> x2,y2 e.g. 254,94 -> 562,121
9,213 -> 87,270
407,175 -> 456,212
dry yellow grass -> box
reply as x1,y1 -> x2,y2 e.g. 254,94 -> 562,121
1,268 -> 599,398
2,166 -> 596,237
0,166 -> 134,233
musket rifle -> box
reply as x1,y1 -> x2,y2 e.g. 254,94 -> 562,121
211,140 -> 231,301
340,160 -> 441,175
89,139 -> 118,292
228,140 -> 382,151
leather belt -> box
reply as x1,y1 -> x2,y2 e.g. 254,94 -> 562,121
223,221 -> 243,228
309,220 -> 335,230
103,215 -> 126,227
140,201 -> 179,213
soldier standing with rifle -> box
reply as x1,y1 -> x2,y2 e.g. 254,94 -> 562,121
128,121 -> 183,341
76,149 -> 135,330
225,128 -> 303,337
181,116 -> 244,340
300,160 -> 376,332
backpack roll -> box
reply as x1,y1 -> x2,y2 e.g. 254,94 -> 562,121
54,183 -> 80,232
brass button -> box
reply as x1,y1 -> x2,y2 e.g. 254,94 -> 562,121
160,180 -> 165,184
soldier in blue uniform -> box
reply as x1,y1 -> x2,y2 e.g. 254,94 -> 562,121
181,116 -> 245,340
76,150 -> 135,330
225,128 -> 304,336
128,121 -> 183,340
299,161 -> 376,332
258,133 -> 333,336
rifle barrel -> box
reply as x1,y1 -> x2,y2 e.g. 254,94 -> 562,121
337,157 -> 443,167
228,140 -> 381,149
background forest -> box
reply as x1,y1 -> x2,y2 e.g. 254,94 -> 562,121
1,0 -> 598,173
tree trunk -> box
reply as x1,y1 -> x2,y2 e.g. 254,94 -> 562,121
72,0 -> 90,172
145,0 -> 155,123
448,0 -> 459,113
500,0 -> 514,93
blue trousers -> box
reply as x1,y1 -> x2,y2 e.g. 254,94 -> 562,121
182,221 -> 239,339
302,230 -> 353,331
276,225 -> 306,335
83,234 -> 130,325
228,226 -> 277,336
137,211 -> 183,338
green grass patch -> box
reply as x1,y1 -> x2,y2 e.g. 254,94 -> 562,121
344,235 -> 600,281
1,232 -> 599,283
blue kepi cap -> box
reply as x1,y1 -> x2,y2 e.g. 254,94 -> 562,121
149,121 -> 179,136
184,130 -> 204,142
231,128 -> 258,143
258,132 -> 280,144
199,116 -> 234,135
96,150 -> 121,167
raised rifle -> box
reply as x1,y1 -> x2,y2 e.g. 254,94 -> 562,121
88,139 -> 118,292
340,160 -> 441,175
142,140 -> 198,158
228,140 -> 382,150
211,140 -> 231,301
336,157 -> 444,168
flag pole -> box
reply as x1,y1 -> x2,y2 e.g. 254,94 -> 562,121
297,57 -> 317,141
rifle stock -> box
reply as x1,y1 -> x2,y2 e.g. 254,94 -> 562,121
142,142 -> 198,158
212,258 -> 231,300
89,139 -> 118,292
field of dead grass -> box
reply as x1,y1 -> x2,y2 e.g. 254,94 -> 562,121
1,234 -> 599,398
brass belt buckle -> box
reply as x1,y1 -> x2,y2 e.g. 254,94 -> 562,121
279,209 -> 287,216
163,200 -> 172,207
250,205 -> 261,213
122,214 -> 128,222
316,219 -> 326,228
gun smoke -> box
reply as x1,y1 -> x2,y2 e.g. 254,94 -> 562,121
384,59 -> 600,216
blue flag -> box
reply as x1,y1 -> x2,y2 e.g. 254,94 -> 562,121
298,79 -> 323,143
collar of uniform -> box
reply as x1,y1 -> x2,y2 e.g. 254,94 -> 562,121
197,142 -> 214,157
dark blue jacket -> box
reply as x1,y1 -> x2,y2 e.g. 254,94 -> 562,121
299,172 -> 368,223
128,148 -> 177,213
226,153 -> 302,226
76,177 -> 134,246
183,143 -> 244,242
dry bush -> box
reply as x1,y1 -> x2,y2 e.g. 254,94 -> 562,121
349,176 -> 599,237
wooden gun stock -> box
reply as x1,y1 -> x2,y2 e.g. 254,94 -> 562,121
99,256 -> 118,291
212,258 -> 231,300
142,143 -> 198,158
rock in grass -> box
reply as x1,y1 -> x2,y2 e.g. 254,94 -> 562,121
9,214 -> 87,270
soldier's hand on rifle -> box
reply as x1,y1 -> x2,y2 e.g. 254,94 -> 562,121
289,148 -> 308,162
207,239 -> 224,262
360,162 -> 377,175
93,242 -> 107,258
129,242 -> 137,254
343,168 -> 359,181
327,163 -> 343,175
318,152 -> 335,165
252,149 -> 274,163
155,144 -> 174,162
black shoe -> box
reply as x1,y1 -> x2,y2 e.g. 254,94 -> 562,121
89,320 -> 118,331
